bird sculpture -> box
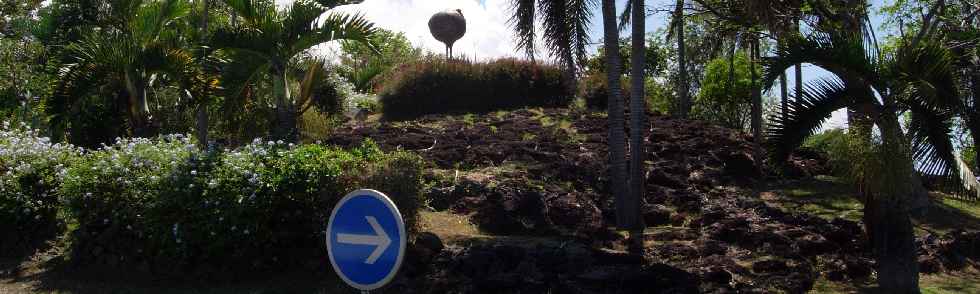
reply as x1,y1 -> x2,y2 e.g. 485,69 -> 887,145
428,9 -> 466,59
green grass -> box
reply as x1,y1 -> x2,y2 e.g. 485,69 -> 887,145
770,175 -> 864,222
770,176 -> 980,233
771,176 -> 980,293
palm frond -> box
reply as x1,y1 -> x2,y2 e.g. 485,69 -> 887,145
312,0 -> 363,8
217,50 -> 271,101
297,59 -> 327,113
508,0 -> 536,60
762,33 -> 878,92
283,0 -> 327,44
569,0 -> 596,66
906,101 -> 958,183
49,32 -> 131,137
300,12 -> 378,54
888,37 -> 962,115
539,0 -> 574,67
766,78 -> 857,162
212,25 -> 276,59
618,0 -> 631,31
130,0 -> 190,44
220,0 -> 270,26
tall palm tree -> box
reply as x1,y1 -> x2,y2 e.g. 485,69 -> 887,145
197,0 -> 210,150
50,0 -> 212,140
765,33 -> 963,293
626,0 -> 647,255
600,0 -> 635,244
509,0 -> 594,94
212,0 -> 377,141
672,0 -> 689,118
750,34 -> 763,173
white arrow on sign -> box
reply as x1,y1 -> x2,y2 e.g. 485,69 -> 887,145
335,216 -> 392,264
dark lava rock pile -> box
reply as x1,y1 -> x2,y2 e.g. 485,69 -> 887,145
324,108 -> 979,293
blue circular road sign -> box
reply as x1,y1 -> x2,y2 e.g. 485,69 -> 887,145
327,189 -> 406,291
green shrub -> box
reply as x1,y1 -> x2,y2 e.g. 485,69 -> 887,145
803,128 -> 852,175
692,52 -> 759,131
578,73 -> 673,115
378,58 -> 573,120
59,136 -> 424,272
0,122 -> 81,255
578,72 -> 629,110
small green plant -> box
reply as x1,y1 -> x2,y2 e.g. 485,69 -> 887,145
521,133 -> 538,141
489,126 -> 499,134
539,116 -> 554,128
462,114 -> 476,127
493,111 -> 508,121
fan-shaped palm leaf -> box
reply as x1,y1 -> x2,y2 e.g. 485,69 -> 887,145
766,78 -> 860,162
762,33 -> 880,92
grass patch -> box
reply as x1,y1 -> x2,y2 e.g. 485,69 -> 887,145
920,267 -> 980,294
770,176 -> 980,233
770,175 -> 863,222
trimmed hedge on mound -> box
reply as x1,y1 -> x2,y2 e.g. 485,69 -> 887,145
0,126 -> 424,273
378,58 -> 573,120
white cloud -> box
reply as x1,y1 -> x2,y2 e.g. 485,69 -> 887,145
331,0 -> 530,60
271,0 -> 541,60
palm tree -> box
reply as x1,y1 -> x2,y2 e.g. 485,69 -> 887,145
196,0 -> 211,150
600,0 -> 636,247
672,0 -> 689,118
212,0 -> 377,141
750,34 -> 763,173
50,0 -> 212,140
508,0 -> 594,94
626,0 -> 647,256
765,33 -> 963,293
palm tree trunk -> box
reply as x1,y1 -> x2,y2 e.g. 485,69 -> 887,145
627,0 -> 647,256
561,50 -> 578,102
196,0 -> 210,151
272,68 -> 297,141
778,36 -> 788,115
794,17 -> 803,100
602,0 -> 631,237
124,72 -> 151,138
675,0 -> 689,118
972,60 -> 980,173
780,71 -> 788,115
750,36 -> 763,173
871,109 -> 920,293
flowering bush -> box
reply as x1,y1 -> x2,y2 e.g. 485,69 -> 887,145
54,136 -> 423,272
0,122 -> 81,254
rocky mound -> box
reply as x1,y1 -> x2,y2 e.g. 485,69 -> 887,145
323,108 -> 979,293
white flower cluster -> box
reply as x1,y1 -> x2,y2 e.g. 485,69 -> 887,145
0,122 -> 81,201
76,134 -> 196,190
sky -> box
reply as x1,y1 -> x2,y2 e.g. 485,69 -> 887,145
282,0 -> 899,130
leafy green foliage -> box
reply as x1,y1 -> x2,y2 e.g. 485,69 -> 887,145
378,58 -> 573,121
578,72 -> 672,115
58,136 -> 423,271
803,128 -> 853,176
338,28 -> 422,93
583,37 -> 667,77
692,51 -> 759,130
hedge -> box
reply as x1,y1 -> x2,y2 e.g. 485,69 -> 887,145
0,125 -> 424,273
0,122 -> 82,255
378,57 -> 573,120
